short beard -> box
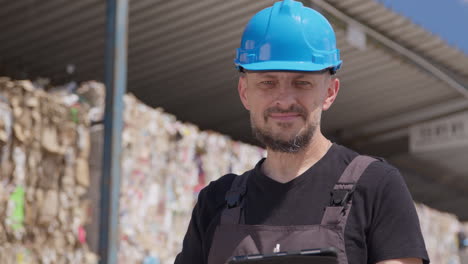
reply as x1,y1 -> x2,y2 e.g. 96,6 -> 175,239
251,114 -> 317,154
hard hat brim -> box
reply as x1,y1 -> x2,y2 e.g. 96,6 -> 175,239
238,61 -> 342,72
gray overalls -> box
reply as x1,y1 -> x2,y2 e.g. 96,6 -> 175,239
207,156 -> 377,264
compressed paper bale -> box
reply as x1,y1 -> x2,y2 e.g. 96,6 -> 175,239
62,164 -> 76,190
25,94 -> 39,108
0,101 -> 12,144
118,94 -> 266,263
77,125 -> 91,159
24,191 -> 40,228
26,146 -> 41,187
39,153 -> 62,190
9,83 -> 41,146
15,106 -> 33,145
57,203 -> 70,227
60,123 -> 78,149
0,219 -> 7,244
75,158 -> 90,187
38,190 -> 59,226
76,81 -> 105,123
17,80 -> 35,92
66,230 -> 77,246
0,95 -> 14,180
13,123 -> 27,143
416,203 -> 461,264
31,226 -> 48,245
12,146 -> 27,186
0,181 -> 9,219
75,185 -> 87,197
0,78 -> 99,262
30,108 -> 42,143
0,245 -> 19,264
78,200 -> 92,226
0,159 -> 14,183
42,125 -> 62,154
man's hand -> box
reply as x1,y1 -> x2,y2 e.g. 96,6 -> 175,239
376,258 -> 422,264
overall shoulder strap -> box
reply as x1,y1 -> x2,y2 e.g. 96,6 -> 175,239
321,155 -> 377,226
220,171 -> 251,225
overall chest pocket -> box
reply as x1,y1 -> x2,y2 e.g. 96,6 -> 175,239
208,224 -> 345,264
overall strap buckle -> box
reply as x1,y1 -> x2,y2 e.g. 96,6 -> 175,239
330,189 -> 352,207
329,182 -> 356,208
321,156 -> 378,226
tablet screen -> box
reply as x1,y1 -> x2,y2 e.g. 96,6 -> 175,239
228,248 -> 338,264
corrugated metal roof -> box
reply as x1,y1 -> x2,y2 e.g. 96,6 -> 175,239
326,0 -> 468,77
327,29 -> 459,131
1,0 -> 468,219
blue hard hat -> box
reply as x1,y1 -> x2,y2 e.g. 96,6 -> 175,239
234,0 -> 342,73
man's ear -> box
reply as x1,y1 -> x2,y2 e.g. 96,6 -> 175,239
238,75 -> 251,110
323,77 -> 340,111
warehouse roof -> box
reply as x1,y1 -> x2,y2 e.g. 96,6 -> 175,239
1,0 -> 468,219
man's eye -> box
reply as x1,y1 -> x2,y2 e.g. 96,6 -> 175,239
259,81 -> 276,88
295,81 -> 314,89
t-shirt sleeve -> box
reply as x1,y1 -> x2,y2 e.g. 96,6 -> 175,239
174,188 -> 207,264
174,174 -> 236,264
366,165 -> 430,264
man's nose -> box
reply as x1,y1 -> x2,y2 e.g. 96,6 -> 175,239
273,83 -> 297,108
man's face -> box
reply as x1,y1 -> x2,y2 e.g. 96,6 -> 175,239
238,71 -> 339,153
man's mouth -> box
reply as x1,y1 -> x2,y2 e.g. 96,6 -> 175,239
268,113 -> 302,122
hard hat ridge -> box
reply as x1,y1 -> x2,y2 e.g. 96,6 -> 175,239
234,0 -> 342,73
278,0 -> 299,15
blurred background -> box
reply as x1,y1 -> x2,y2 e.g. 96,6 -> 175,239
1,0 -> 468,263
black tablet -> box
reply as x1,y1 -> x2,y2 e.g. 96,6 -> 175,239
228,247 -> 338,264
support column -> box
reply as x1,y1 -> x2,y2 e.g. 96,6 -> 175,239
99,0 -> 129,263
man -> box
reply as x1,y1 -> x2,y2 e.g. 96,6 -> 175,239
175,0 -> 429,263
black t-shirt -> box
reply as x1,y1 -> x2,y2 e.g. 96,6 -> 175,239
175,143 -> 429,264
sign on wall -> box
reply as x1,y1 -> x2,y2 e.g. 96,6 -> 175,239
409,112 -> 468,153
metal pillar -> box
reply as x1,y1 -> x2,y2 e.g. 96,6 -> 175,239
99,0 -> 129,263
